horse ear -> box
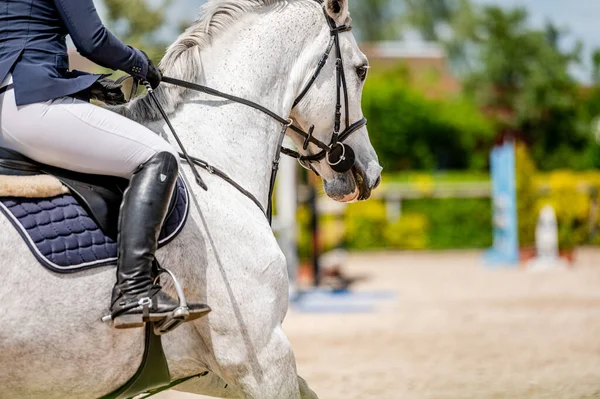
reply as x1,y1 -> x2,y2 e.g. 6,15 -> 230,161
324,0 -> 350,24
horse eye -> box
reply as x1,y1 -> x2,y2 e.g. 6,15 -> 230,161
356,65 -> 369,81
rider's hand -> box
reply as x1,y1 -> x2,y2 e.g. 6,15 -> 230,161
141,51 -> 162,89
89,76 -> 126,105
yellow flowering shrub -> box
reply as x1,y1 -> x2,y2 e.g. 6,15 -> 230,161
343,201 -> 429,250
384,213 -> 429,250
516,144 -> 600,249
344,201 -> 388,249
536,170 -> 600,249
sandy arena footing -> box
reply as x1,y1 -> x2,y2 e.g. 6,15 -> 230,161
158,248 -> 600,399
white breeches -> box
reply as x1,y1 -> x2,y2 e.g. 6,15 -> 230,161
0,75 -> 177,179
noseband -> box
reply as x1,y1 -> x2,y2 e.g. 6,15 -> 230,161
146,1 -> 367,222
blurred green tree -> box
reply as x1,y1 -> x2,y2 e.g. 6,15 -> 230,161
401,0 -> 478,73
585,49 -> 600,118
401,1 -> 597,169
593,49 -> 600,86
349,0 -> 401,41
363,67 -> 494,170
463,7 -> 591,169
583,49 -> 600,166
102,0 -> 172,62
402,0 -> 455,41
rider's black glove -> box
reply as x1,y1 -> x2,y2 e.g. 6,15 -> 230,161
141,51 -> 162,89
89,75 -> 126,105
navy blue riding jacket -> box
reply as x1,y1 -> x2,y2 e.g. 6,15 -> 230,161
0,0 -> 148,106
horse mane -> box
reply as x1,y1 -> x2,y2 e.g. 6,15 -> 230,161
121,0 -> 298,122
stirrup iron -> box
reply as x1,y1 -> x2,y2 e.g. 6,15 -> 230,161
101,268 -> 192,333
154,306 -> 190,335
152,268 -> 190,335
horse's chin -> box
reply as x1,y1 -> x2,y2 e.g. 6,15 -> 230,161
323,166 -> 372,203
337,186 -> 360,202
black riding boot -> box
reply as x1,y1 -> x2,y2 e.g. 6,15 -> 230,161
110,152 -> 210,329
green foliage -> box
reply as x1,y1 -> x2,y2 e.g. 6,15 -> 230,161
344,201 -> 388,249
401,0 -> 455,41
592,49 -> 600,85
400,1 -> 599,170
349,0 -> 401,41
102,0 -> 172,62
296,206 -> 313,261
402,198 -> 493,249
462,7 -> 591,170
294,169 -> 600,256
344,201 -> 429,250
384,214 -> 430,249
297,195 -> 493,255
363,69 -> 494,171
400,0 -> 482,74
325,196 -> 492,252
384,170 -> 489,183
515,143 -> 538,246
339,197 -> 492,252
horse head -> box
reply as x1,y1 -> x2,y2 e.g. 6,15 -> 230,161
290,0 -> 382,202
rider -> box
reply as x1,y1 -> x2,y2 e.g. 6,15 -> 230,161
0,0 -> 210,329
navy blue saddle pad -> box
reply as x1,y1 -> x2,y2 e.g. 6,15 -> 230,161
0,177 -> 189,273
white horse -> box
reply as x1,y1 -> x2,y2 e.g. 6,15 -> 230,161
0,0 -> 381,397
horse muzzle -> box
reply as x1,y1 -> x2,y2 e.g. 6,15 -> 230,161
352,160 -> 382,201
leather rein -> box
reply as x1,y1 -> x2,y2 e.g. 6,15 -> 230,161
144,3 -> 366,223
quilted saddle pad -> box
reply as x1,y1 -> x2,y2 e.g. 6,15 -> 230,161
0,177 -> 189,273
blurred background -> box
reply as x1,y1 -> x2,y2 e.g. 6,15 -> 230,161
82,1 -> 600,398
83,0 -> 600,261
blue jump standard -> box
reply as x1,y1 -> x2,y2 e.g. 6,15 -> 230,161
290,288 -> 396,314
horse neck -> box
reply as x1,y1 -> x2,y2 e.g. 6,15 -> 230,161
152,3 -> 328,378
162,2 -> 324,206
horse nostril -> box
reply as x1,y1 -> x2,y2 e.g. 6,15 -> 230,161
373,176 -> 381,189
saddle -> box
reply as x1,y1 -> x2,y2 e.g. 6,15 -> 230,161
0,146 -> 189,273
0,146 -> 127,239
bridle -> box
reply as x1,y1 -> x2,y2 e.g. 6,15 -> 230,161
144,0 -> 367,223
287,6 -> 367,174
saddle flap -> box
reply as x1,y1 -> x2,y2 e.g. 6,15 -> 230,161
55,175 -> 124,240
